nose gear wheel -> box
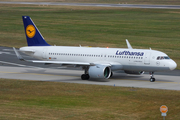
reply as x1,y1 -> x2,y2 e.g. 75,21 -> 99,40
149,72 -> 155,82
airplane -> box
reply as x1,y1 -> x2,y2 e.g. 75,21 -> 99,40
13,16 -> 177,82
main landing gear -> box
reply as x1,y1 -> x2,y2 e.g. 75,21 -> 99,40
81,74 -> 89,80
149,72 -> 155,82
81,66 -> 89,80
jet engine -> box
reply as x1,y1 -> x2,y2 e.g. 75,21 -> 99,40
88,65 -> 111,79
124,70 -> 144,75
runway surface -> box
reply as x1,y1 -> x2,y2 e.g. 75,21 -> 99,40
0,46 -> 179,90
1,1 -> 180,9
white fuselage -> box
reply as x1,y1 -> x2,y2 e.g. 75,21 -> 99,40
20,46 -> 177,72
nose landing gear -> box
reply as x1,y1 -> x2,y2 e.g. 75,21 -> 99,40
149,72 -> 155,82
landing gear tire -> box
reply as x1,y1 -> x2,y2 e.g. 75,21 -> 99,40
150,78 -> 155,82
81,74 -> 89,80
149,72 -> 155,82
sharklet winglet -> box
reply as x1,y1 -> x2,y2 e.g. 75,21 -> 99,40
126,39 -> 133,49
13,47 -> 25,61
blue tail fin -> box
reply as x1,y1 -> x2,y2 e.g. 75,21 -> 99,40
22,16 -> 50,46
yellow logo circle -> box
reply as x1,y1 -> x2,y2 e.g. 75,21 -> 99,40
26,25 -> 36,38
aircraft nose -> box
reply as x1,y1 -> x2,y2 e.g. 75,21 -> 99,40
169,60 -> 177,70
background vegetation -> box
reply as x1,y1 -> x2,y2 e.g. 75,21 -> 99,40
1,0 -> 180,5
0,79 -> 180,120
0,4 -> 179,68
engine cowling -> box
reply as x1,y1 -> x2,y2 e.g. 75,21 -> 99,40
88,65 -> 111,79
124,70 -> 144,75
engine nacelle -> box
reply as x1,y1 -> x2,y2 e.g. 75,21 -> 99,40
88,65 -> 111,79
124,70 -> 144,75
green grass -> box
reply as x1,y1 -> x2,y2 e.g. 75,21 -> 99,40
0,4 -> 179,69
0,78 -> 180,120
1,0 -> 180,5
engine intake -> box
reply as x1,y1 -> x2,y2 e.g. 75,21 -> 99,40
88,65 -> 111,79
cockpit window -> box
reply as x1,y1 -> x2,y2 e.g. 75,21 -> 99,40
164,56 -> 170,59
157,56 -> 170,60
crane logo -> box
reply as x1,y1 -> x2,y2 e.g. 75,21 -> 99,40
26,25 -> 36,38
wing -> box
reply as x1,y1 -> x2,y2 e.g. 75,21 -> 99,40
30,60 -> 94,66
13,47 -> 94,66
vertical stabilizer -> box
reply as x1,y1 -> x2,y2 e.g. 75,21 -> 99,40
126,39 -> 133,49
22,16 -> 50,46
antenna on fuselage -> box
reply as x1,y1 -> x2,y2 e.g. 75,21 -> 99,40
126,39 -> 133,49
